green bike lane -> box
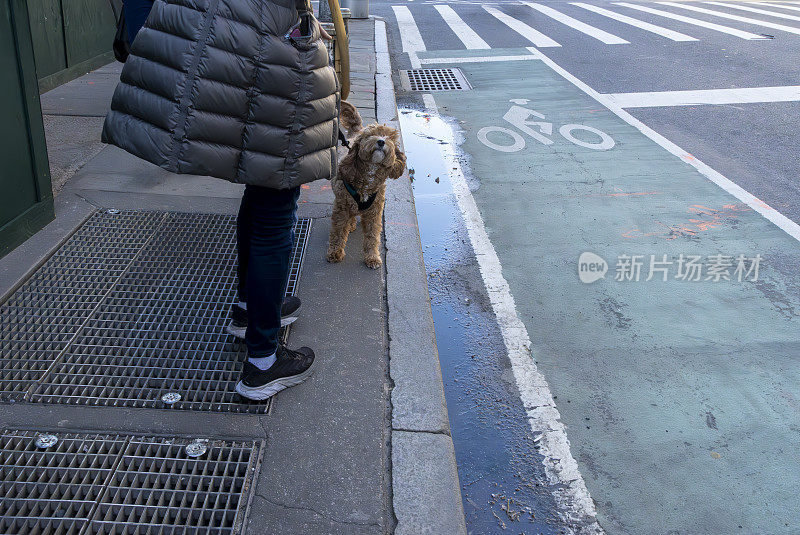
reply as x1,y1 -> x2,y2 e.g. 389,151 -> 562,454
414,49 -> 800,534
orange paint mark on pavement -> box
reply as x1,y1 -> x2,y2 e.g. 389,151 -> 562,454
622,202 -> 752,240
752,198 -> 773,210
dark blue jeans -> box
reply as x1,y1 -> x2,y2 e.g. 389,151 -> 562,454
237,185 -> 301,357
124,0 -> 154,42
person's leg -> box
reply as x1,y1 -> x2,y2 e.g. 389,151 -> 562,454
235,185 -> 314,401
244,186 -> 302,360
124,0 -> 155,42
229,187 -> 304,340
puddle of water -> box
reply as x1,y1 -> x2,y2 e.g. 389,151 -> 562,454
399,108 -> 565,534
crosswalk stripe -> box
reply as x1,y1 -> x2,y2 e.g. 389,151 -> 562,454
754,2 -> 800,13
482,5 -> 562,47
392,6 -> 426,52
433,5 -> 491,49
708,0 -> 800,20
420,54 -> 541,64
606,86 -> 800,107
614,3 -> 767,39
659,2 -> 800,35
710,1 -> 800,20
571,2 -> 698,41
521,2 -> 629,44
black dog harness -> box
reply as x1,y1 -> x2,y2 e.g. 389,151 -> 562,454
338,128 -> 376,211
343,180 -> 378,212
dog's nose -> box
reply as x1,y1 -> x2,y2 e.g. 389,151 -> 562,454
376,139 -> 385,148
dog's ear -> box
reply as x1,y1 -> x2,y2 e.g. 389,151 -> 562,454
340,101 -> 363,135
389,146 -> 407,180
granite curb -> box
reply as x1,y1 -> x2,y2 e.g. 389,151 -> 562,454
375,16 -> 468,535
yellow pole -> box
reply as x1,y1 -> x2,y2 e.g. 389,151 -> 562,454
328,0 -> 350,99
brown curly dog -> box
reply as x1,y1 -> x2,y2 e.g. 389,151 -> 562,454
327,123 -> 406,268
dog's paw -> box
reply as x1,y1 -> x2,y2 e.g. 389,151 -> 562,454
326,249 -> 345,263
364,255 -> 383,269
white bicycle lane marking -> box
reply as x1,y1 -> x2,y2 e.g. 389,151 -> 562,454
477,100 -> 616,153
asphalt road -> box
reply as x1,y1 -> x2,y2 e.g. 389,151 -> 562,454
380,0 -> 800,223
372,0 -> 800,533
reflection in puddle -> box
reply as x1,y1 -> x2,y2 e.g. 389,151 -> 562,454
399,108 -> 564,534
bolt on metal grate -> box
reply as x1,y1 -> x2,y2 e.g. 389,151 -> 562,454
400,68 -> 471,91
0,211 -> 311,413
0,430 -> 261,535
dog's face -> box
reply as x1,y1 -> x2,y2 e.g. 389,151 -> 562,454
355,124 -> 403,169
338,123 -> 407,196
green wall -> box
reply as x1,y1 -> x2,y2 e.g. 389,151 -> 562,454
27,0 -> 117,92
0,0 -> 55,257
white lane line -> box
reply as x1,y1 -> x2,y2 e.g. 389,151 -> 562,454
434,5 -> 491,49
658,2 -> 800,36
706,1 -> 800,21
420,94 -> 603,534
526,46 -> 800,242
614,3 -> 767,38
606,85 -> 800,107
522,2 -> 630,43
420,54 -> 540,64
483,5 -> 562,47
392,6 -> 427,53
755,2 -> 800,13
571,2 -> 698,41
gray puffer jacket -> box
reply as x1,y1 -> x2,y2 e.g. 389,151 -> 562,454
102,0 -> 339,189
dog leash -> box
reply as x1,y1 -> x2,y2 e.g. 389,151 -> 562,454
338,128 -> 374,209
338,128 -> 350,148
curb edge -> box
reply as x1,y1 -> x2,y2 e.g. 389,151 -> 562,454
376,17 -> 468,535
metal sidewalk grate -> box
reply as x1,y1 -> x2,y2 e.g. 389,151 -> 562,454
0,211 -> 311,413
0,430 -> 261,535
400,68 -> 471,91
286,218 -> 311,297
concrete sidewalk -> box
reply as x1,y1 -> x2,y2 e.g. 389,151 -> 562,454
0,18 -> 465,535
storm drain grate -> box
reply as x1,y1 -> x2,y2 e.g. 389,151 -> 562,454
400,68 -> 471,91
0,430 -> 261,535
0,211 -> 311,413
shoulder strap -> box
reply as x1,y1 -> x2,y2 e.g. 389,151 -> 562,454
107,0 -> 122,20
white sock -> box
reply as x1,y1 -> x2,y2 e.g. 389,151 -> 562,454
238,301 -> 247,311
249,352 -> 277,370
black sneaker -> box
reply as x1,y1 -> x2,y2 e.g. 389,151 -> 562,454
235,345 -> 316,401
226,296 -> 302,339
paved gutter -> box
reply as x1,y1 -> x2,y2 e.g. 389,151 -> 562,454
378,17 -> 468,535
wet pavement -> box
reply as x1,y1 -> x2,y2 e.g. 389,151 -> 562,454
379,0 -> 800,531
392,45 -> 800,533
400,109 -> 567,534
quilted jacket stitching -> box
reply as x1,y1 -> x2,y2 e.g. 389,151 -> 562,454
172,0 -> 223,169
